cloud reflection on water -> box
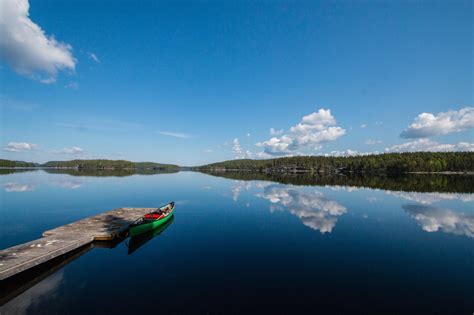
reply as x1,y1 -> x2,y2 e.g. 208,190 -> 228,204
387,191 -> 474,204
0,271 -> 64,315
403,204 -> 474,238
256,184 -> 347,233
3,182 -> 35,192
231,180 -> 252,201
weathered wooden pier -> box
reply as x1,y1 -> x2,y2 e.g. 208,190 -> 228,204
0,207 -> 156,281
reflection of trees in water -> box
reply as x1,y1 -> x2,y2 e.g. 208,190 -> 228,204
43,168 -> 178,177
403,205 -> 474,238
1,271 -> 64,315
201,171 -> 474,193
0,169 -> 178,177
256,184 -> 347,234
0,169 -> 38,175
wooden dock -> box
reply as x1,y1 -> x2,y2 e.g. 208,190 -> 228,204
0,207 -> 155,281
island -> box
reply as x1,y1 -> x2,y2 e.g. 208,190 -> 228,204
0,159 -> 179,172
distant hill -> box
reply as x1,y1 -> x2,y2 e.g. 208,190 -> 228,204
195,152 -> 474,173
41,159 -> 179,171
0,159 -> 39,168
0,159 -> 179,171
133,162 -> 180,170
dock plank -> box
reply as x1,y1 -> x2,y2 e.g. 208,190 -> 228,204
0,235 -> 93,280
0,207 -> 157,280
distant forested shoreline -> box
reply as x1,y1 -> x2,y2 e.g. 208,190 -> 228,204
0,159 -> 179,171
1,152 -> 473,173
195,152 -> 474,174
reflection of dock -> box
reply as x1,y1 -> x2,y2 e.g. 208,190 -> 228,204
0,207 -> 156,281
0,243 -> 93,305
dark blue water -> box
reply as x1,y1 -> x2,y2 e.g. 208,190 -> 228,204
1,170 -> 473,314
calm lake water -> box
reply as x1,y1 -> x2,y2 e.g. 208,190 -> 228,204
0,170 -> 473,314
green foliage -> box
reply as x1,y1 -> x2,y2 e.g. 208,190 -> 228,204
133,162 -> 179,171
43,168 -> 178,177
0,159 -> 38,167
41,159 -> 135,169
196,152 -> 474,173
1,159 -> 179,171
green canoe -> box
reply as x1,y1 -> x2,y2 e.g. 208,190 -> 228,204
129,202 -> 175,237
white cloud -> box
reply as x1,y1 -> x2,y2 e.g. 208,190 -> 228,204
246,133 -> 251,137
256,135 -> 294,156
255,151 -> 274,159
3,142 -> 37,152
400,107 -> 474,138
87,52 -> 100,63
203,149 -> 213,153
232,138 -> 252,159
158,131 -> 191,139
0,0 -> 76,83
51,146 -> 84,155
403,205 -> 474,238
269,128 -> 284,136
365,139 -> 382,145
326,149 -> 365,157
256,109 -> 346,156
385,139 -> 474,153
360,123 -> 367,128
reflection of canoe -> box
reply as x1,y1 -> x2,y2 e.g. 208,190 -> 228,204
128,216 -> 174,255
129,202 -> 175,237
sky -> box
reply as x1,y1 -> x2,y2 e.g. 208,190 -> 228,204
0,0 -> 472,166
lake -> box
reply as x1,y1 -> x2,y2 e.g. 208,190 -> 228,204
0,170 -> 473,314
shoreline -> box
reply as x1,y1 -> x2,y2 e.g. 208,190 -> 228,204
2,166 -> 473,175
196,168 -> 474,175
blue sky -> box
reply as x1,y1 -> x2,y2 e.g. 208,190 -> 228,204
0,0 -> 472,165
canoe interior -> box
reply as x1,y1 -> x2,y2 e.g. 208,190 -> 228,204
129,202 -> 175,237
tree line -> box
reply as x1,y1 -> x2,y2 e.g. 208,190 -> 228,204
0,159 -> 179,171
196,152 -> 474,173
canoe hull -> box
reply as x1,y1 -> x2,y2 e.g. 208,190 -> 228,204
129,203 -> 175,237
129,213 -> 173,237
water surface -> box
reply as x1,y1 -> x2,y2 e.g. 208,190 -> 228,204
0,170 -> 473,314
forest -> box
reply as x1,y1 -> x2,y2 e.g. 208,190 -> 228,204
0,159 -> 179,171
0,159 -> 38,168
196,152 -> 474,173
